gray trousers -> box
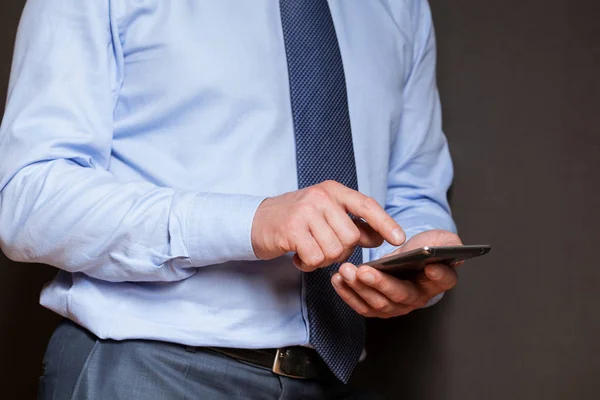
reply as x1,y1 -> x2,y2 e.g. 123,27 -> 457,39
38,320 -> 381,400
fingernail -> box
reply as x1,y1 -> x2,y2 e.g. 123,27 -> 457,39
392,228 -> 404,244
430,267 -> 443,280
340,266 -> 356,282
360,273 -> 375,285
332,274 -> 343,288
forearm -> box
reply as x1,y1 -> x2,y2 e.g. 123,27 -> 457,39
0,159 -> 264,282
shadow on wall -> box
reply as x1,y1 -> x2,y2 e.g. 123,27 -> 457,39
351,295 -> 450,399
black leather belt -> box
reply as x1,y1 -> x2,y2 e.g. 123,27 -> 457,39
207,346 -> 335,381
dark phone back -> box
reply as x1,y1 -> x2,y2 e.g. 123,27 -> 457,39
365,245 -> 491,280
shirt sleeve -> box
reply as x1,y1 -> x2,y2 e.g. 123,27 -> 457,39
369,0 -> 457,263
0,0 -> 265,283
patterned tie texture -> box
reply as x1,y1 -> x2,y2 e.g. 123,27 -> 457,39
279,0 -> 366,383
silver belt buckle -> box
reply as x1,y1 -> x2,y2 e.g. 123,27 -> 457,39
272,348 -> 306,379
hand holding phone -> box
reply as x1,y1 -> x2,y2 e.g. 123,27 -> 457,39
364,245 -> 491,280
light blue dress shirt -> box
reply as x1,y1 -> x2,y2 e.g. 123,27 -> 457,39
0,0 -> 456,348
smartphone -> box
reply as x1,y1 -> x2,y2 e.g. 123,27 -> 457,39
364,245 -> 491,280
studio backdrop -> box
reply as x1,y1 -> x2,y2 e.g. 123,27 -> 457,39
1,0 -> 599,399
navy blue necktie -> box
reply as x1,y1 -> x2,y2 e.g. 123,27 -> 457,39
279,0 -> 365,383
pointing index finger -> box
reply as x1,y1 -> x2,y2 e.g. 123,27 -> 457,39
333,186 -> 405,246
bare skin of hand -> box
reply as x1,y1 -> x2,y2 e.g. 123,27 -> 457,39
331,229 -> 462,318
251,180 -> 406,271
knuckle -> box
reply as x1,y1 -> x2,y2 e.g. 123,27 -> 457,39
306,186 -> 329,201
373,277 -> 387,292
346,227 -> 361,246
328,245 -> 344,260
310,252 -> 325,266
362,196 -> 380,211
339,227 -> 360,247
391,291 -> 409,304
321,180 -> 340,190
372,299 -> 390,312
356,307 -> 371,317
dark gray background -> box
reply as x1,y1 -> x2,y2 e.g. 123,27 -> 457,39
1,0 -> 599,399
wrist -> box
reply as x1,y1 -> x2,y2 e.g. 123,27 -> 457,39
250,197 -> 272,260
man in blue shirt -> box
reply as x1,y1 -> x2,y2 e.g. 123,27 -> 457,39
0,0 -> 462,398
